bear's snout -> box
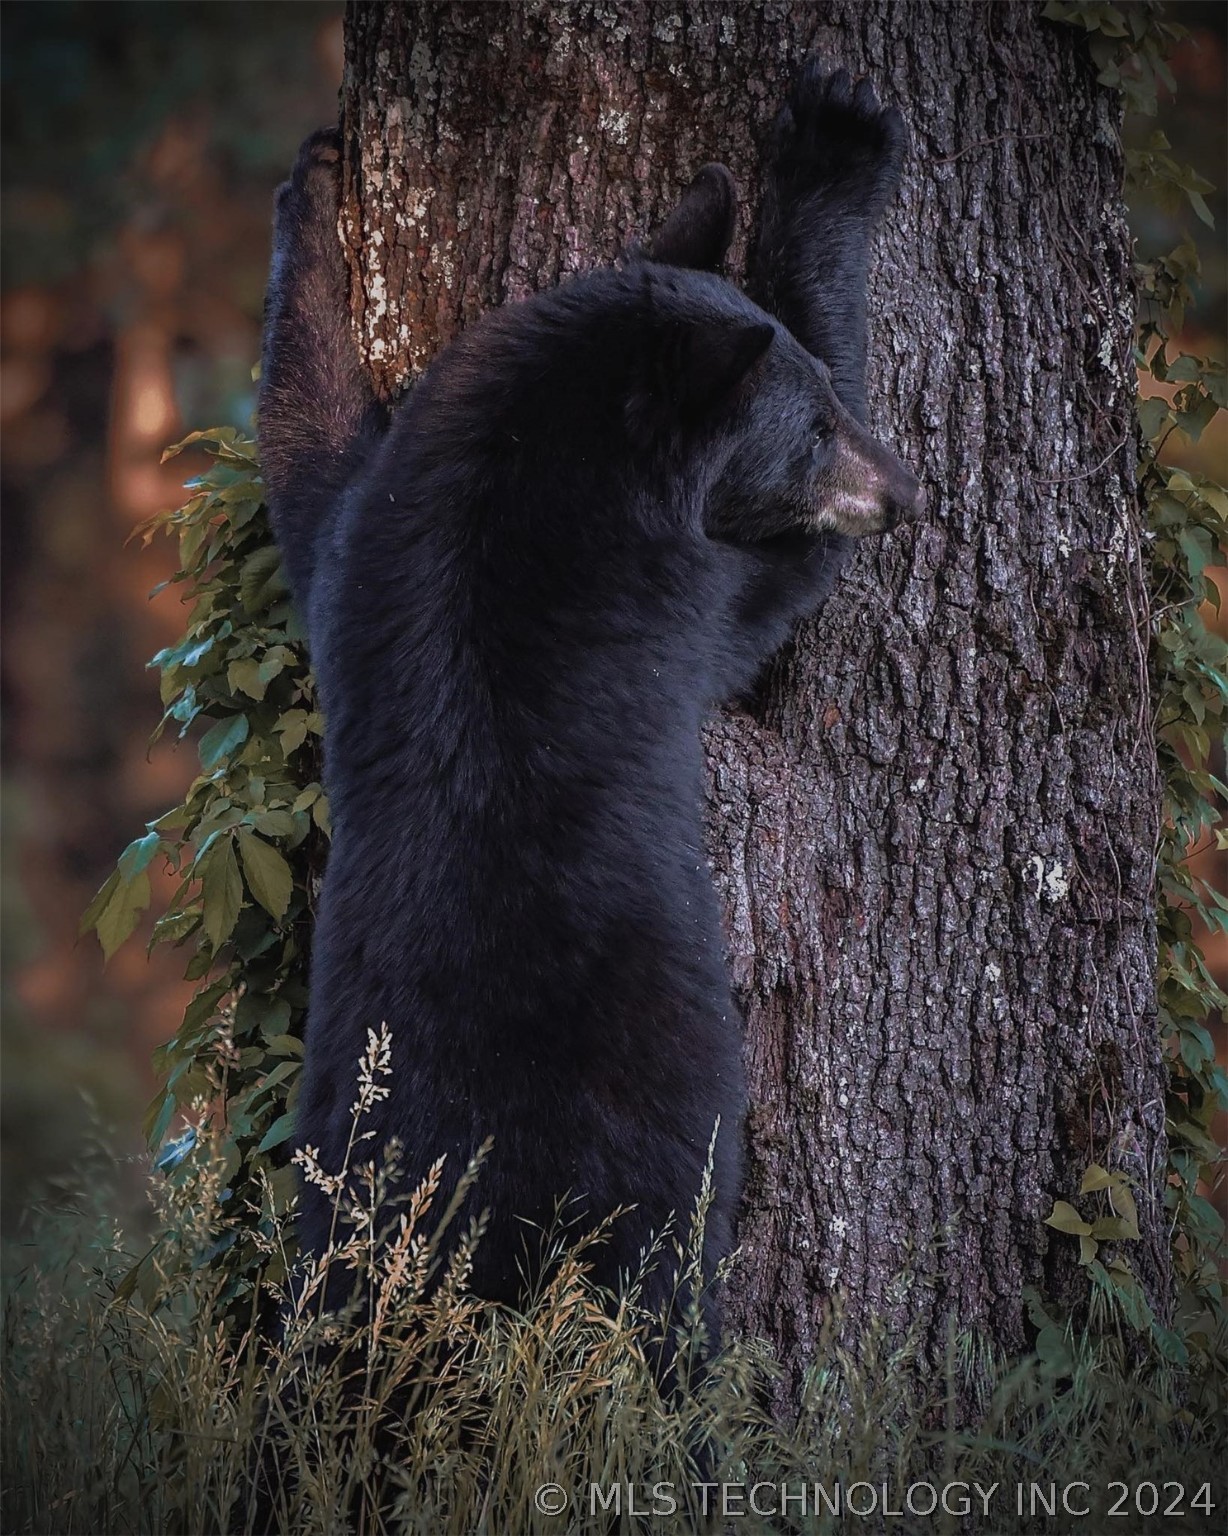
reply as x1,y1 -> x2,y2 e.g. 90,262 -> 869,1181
877,454 -> 926,529
813,416 -> 924,537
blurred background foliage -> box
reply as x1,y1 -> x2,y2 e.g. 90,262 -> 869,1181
2,0 -> 342,1222
1,2 -> 1224,1235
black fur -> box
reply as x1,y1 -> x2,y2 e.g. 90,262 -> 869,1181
752,62 -> 907,426
258,66 -> 917,1343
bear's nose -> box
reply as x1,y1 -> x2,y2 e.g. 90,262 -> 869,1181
883,467 -> 925,528
833,409 -> 926,533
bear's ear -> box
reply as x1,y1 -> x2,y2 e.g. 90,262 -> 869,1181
629,316 -> 774,447
645,164 -> 739,272
675,318 -> 774,418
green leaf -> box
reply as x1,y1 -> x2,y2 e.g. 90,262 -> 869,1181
1044,1200 -> 1092,1236
143,1089 -> 176,1152
169,686 -> 201,731
112,1256 -> 146,1306
118,830 -> 162,881
200,838 -> 243,950
263,1032 -> 305,1059
1090,1215 -> 1140,1243
150,908 -> 200,948
184,947 -> 213,982
1079,1163 -> 1114,1193
237,829 -> 294,920
267,1164 -> 299,1213
1175,389 -> 1219,441
162,426 -> 247,462
255,1061 -> 300,1095
277,711 -> 308,756
1023,1283 -> 1072,1378
1137,394 -> 1174,442
1179,1026 -> 1213,1072
181,980 -> 231,1038
258,650 -> 289,686
199,714 -> 249,770
247,808 -> 297,839
94,871 -> 152,962
1113,1182 -> 1139,1233
1186,188 -> 1214,228
80,868 -> 122,937
227,658 -> 268,701
257,1112 -> 297,1153
239,545 -> 287,614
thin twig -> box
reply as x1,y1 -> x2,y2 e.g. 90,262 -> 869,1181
931,131 -> 1051,165
1034,436 -> 1132,486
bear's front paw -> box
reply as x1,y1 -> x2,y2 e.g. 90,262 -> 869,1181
770,61 -> 906,216
276,126 -> 343,223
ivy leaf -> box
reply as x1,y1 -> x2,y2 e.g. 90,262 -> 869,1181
264,1032 -> 305,1059
150,907 -> 200,948
181,979 -> 231,1039
80,868 -> 122,937
238,829 -> 294,920
247,808 -> 297,839
154,1126 -> 198,1174
1175,389 -> 1219,441
258,650 -> 289,686
118,830 -> 162,881
227,658 -> 268,701
257,1112 -> 297,1153
1179,1025 -> 1213,1072
1137,394 -> 1174,441
200,838 -> 243,950
278,710 -> 309,756
1186,188 -> 1214,229
1113,1182 -> 1139,1233
1090,1215 -> 1140,1243
199,714 -> 249,770
170,686 -> 201,730
239,545 -> 287,614
1079,1163 -> 1113,1193
143,1088 -> 176,1152
1044,1200 -> 1093,1236
85,870 -> 152,961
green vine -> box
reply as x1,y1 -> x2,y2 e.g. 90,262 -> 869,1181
81,429 -> 323,1310
1042,0 -> 1227,1317
85,7 -> 1227,1324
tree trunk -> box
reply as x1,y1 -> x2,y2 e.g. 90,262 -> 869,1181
339,0 -> 1169,1387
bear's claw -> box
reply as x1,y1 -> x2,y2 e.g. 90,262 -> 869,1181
275,127 -> 342,231
771,60 -> 907,214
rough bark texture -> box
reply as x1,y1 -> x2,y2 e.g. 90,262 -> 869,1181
340,0 -> 1169,1383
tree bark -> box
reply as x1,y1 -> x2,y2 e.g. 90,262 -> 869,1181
339,0 -> 1169,1387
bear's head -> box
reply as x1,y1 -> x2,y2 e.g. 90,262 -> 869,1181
624,267 -> 922,546
629,158 -> 922,547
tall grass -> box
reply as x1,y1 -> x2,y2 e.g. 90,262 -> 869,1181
4,1036 -> 1224,1535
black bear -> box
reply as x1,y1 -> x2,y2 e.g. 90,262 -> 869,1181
258,63 -> 919,1344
